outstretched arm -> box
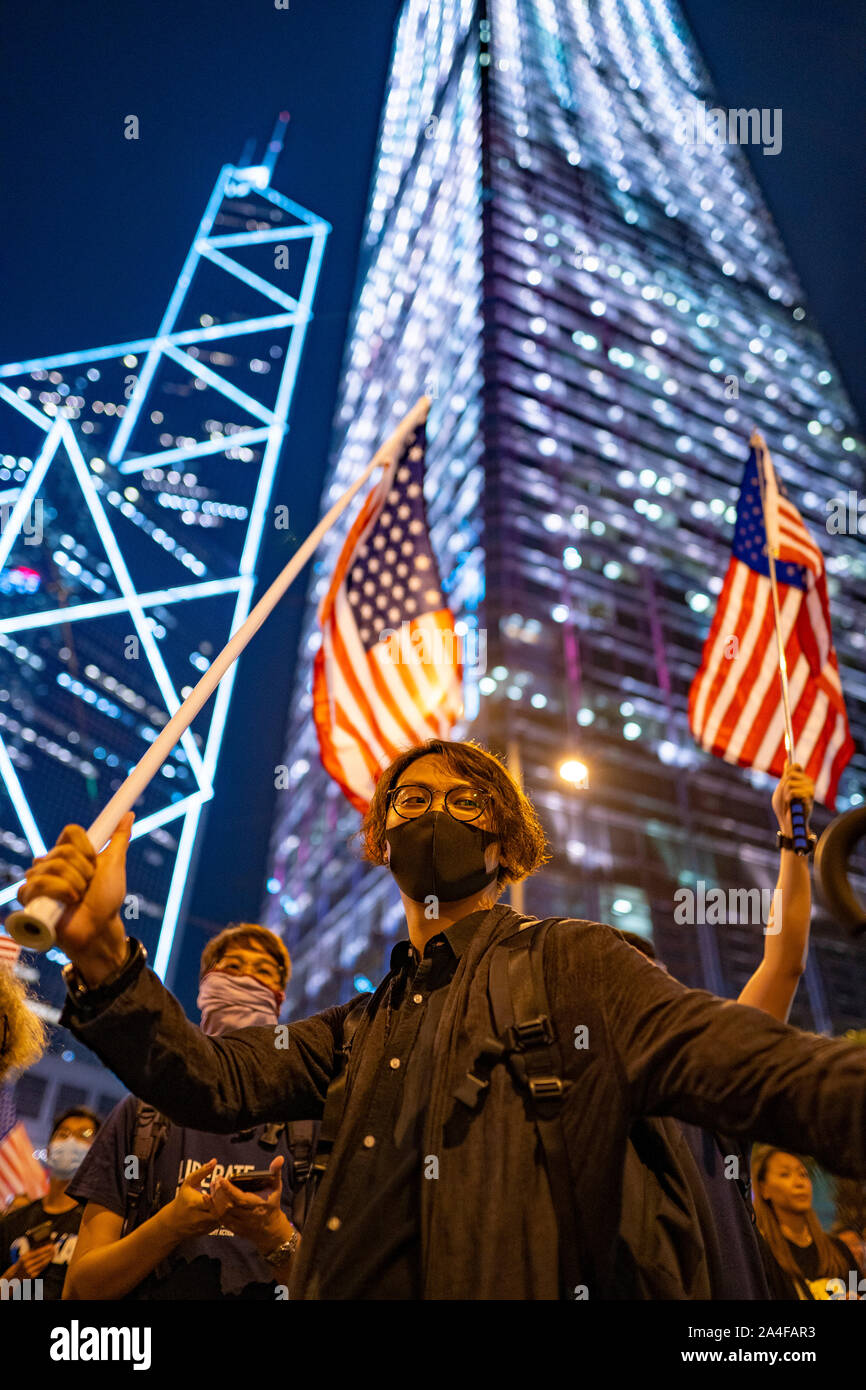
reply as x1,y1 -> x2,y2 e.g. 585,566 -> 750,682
738,764 -> 815,1022
18,821 -> 351,1131
562,922 -> 866,1179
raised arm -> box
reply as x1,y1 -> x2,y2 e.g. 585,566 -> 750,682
563,923 -> 866,1179
16,820 -> 350,1131
738,764 -> 814,1022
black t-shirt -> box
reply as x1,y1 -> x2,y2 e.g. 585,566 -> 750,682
0,1198 -> 84,1300
65,1094 -> 313,1300
762,1234 -> 861,1300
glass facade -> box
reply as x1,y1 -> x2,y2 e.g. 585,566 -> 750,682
264,0 -> 865,1032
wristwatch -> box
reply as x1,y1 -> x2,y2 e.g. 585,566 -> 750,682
776,830 -> 818,857
262,1229 -> 300,1266
62,937 -> 146,1014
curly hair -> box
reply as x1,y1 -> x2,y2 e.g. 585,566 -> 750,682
358,738 -> 551,895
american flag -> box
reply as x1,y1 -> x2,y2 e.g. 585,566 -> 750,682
0,935 -> 21,967
689,438 -> 853,807
313,398 -> 463,812
0,1086 -> 48,1204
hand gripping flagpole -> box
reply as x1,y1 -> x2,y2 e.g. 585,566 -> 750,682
6,396 -> 431,949
753,429 -> 811,855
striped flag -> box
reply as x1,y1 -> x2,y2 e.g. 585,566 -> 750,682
0,1086 -> 48,1204
313,398 -> 464,812
689,439 -> 853,807
0,935 -> 21,968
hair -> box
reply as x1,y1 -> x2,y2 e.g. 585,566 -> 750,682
0,963 -> 47,1087
751,1146 -> 850,1289
358,738 -> 551,898
50,1106 -> 102,1140
199,923 -> 291,990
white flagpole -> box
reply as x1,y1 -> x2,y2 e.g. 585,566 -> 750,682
753,429 -> 810,853
7,396 -> 431,949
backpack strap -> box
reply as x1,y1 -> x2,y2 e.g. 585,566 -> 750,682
309,991 -> 378,1191
487,919 -> 584,1299
121,1102 -> 171,1239
285,1120 -> 316,1188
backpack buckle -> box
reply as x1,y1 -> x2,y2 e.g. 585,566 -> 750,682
527,1075 -> 566,1102
511,1015 -> 554,1050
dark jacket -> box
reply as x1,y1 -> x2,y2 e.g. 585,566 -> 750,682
61,906 -> 866,1299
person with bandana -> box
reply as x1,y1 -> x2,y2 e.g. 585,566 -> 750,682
0,1107 -> 100,1299
60,925 -> 315,1300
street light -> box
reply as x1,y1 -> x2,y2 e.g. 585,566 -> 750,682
559,757 -> 589,789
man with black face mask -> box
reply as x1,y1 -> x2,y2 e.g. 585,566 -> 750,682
17,737 -> 866,1300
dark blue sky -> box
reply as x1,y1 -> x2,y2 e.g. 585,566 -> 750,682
3,1 -> 863,1008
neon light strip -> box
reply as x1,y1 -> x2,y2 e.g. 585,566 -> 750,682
118,426 -> 271,474
206,225 -> 324,248
0,380 -> 52,430
0,576 -> 244,633
0,734 -> 47,854
108,166 -> 234,464
63,423 -> 211,792
0,790 -> 212,911
161,343 -> 276,424
0,312 -> 297,379
195,243 -> 302,314
0,421 -> 61,571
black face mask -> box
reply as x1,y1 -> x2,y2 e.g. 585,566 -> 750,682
385,810 -> 500,903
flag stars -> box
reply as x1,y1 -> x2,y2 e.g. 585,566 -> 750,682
409,446 -> 423,461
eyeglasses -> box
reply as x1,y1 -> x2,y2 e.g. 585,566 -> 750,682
218,958 -> 282,988
387,784 -> 492,822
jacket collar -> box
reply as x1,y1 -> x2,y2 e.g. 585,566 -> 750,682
389,904 -> 512,973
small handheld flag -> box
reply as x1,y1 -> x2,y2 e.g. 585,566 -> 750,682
689,436 -> 853,810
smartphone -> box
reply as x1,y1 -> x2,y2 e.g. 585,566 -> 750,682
25,1220 -> 54,1248
227,1171 -> 278,1193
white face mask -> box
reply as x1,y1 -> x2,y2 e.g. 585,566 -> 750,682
46,1137 -> 91,1180
196,970 -> 281,1036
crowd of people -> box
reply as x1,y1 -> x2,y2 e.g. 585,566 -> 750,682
1,738 -> 865,1300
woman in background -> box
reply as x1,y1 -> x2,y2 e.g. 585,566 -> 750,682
752,1147 -> 864,1300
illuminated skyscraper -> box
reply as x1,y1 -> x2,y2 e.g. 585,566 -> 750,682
268,0 -> 860,1034
0,137 -> 328,1137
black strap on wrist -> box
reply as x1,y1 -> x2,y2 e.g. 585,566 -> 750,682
63,937 -> 146,1015
777,830 -> 817,857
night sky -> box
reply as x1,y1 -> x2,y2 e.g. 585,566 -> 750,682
3,1 -> 864,1011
